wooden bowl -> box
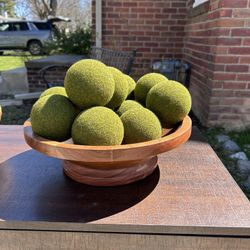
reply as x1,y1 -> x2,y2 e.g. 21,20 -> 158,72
23,116 -> 192,186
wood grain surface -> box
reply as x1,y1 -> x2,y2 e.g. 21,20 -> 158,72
0,125 -> 250,238
0,231 -> 250,250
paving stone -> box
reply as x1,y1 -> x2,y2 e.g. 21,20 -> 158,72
237,160 -> 250,179
216,134 -> 230,144
222,140 -> 241,152
230,152 -> 248,161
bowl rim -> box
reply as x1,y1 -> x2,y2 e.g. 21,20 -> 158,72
23,116 -> 192,152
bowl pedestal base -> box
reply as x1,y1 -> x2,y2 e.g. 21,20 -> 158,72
63,156 -> 158,186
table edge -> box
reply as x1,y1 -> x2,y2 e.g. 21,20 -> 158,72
0,221 -> 250,237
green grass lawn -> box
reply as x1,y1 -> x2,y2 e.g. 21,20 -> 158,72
0,56 -> 24,71
0,51 -> 43,71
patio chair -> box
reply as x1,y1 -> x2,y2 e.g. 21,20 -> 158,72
39,47 -> 136,88
90,47 -> 136,75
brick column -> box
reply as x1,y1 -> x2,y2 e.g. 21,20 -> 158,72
185,0 -> 250,129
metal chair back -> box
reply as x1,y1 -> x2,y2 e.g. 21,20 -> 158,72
90,47 -> 136,75
39,47 -> 136,88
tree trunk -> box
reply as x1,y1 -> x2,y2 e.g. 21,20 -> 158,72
49,0 -> 57,16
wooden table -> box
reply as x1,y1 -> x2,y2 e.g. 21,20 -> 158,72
0,125 -> 250,249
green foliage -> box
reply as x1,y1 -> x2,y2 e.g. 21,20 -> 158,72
44,26 -> 92,55
0,0 -> 15,17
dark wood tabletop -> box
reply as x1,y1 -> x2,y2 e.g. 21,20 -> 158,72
0,125 -> 250,237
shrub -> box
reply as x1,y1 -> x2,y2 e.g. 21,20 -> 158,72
44,26 -> 91,55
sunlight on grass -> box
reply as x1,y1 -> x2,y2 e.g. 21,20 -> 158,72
0,56 -> 24,71
0,51 -> 44,71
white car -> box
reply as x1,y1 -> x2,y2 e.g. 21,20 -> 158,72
0,17 -> 70,55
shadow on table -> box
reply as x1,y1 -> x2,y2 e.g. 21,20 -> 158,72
0,150 -> 159,223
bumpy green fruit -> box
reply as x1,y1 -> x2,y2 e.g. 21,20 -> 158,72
124,74 -> 136,96
106,67 -> 129,109
64,59 -> 115,109
117,100 -> 143,116
121,108 -> 162,144
72,107 -> 124,146
146,81 -> 192,126
134,73 -> 167,105
40,87 -> 67,98
31,95 -> 78,141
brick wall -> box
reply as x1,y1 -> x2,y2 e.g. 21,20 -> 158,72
27,67 -> 67,92
91,0 -> 250,129
184,0 -> 250,129
92,0 -> 188,78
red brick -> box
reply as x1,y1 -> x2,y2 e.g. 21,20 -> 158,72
212,90 -> 235,97
223,82 -> 247,89
229,47 -> 250,55
219,9 -> 233,17
213,73 -> 236,81
226,65 -> 249,72
240,57 -> 250,64
235,91 -> 250,97
233,9 -> 250,18
171,2 -> 186,8
131,8 -> 146,13
139,13 -> 154,19
237,74 -> 250,81
231,29 -> 250,37
162,8 -> 177,14
107,2 -> 122,7
219,0 -> 248,8
217,19 -> 244,28
138,2 -> 153,7
243,38 -> 250,46
211,29 -> 230,36
216,38 -> 241,46
214,56 -> 239,64
123,2 -> 137,7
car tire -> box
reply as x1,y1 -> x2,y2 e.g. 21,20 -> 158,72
28,41 -> 43,55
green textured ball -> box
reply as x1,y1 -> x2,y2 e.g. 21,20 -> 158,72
72,107 -> 124,146
40,87 -> 67,98
124,74 -> 136,96
117,100 -> 143,116
134,73 -> 167,105
146,81 -> 192,126
106,67 -> 129,109
31,95 -> 78,141
64,59 -> 115,109
121,108 -> 162,144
